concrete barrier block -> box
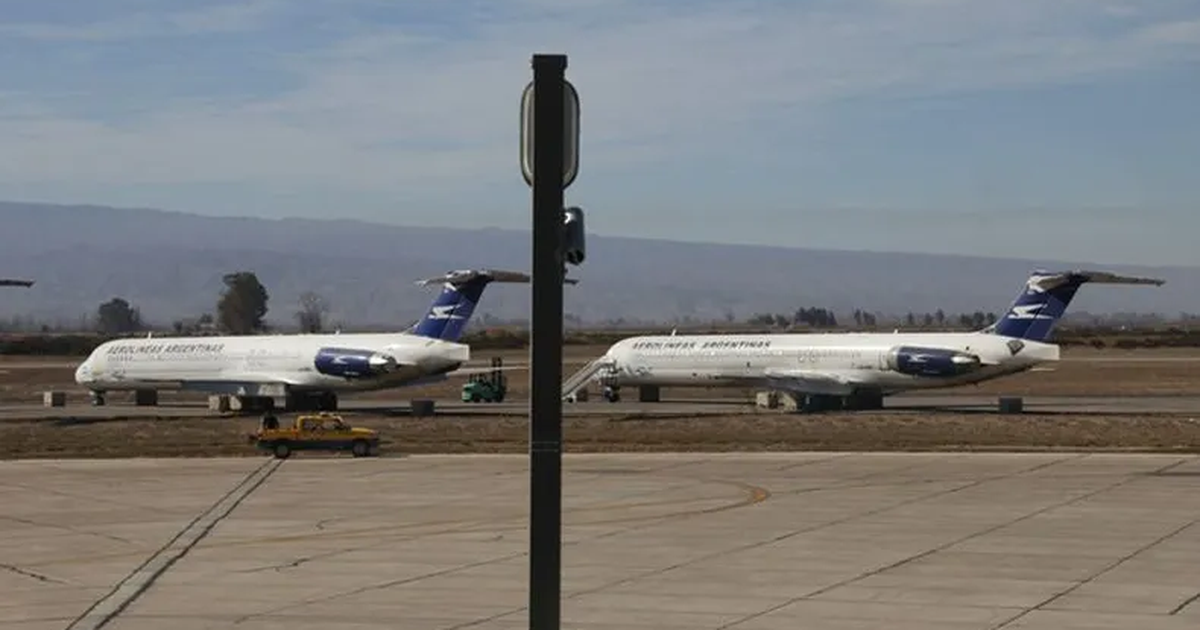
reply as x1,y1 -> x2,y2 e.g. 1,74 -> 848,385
998,396 -> 1024,414
755,391 -> 779,409
227,396 -> 274,414
754,390 -> 802,411
208,395 -> 232,413
411,399 -> 436,417
638,385 -> 661,403
42,391 -> 66,407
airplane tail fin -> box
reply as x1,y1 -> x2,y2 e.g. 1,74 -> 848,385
409,269 -> 578,342
982,269 -> 1164,342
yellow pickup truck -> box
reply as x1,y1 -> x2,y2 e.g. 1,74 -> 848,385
250,413 -> 380,459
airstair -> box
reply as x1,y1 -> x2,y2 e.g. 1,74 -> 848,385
562,356 -> 615,401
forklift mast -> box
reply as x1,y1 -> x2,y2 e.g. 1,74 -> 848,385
491,356 -> 504,386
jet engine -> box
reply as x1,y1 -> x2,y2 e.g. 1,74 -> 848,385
885,346 -> 982,377
314,347 -> 398,378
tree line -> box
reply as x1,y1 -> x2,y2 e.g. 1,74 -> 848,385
747,307 -> 999,330
93,271 -> 330,336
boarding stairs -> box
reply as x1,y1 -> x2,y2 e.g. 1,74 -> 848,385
562,357 -> 616,401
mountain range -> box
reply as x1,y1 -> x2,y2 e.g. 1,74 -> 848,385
0,201 -> 1194,329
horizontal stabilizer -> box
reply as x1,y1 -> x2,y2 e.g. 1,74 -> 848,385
414,269 -> 578,287
1028,270 -> 1165,291
415,269 -> 529,287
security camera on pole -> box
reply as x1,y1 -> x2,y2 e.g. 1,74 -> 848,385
519,53 -> 583,630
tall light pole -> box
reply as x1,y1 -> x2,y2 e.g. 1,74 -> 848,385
520,53 -> 583,630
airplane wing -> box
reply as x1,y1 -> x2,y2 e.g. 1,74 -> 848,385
447,365 -> 525,377
118,373 -> 306,397
761,368 -> 860,396
120,372 -> 305,385
1045,270 -> 1166,288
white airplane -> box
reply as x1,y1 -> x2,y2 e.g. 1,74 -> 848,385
74,269 -> 537,412
570,269 -> 1165,411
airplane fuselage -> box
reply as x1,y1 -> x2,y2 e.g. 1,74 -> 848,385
74,332 -> 470,394
597,331 -> 1058,395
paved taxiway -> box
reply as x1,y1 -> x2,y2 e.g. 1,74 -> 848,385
4,452 -> 1200,629
3,393 -> 1200,422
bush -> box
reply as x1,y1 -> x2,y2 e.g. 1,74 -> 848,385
0,334 -> 112,356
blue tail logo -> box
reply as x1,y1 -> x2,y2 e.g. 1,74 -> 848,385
411,279 -> 489,342
986,269 -> 1165,342
988,271 -> 1084,342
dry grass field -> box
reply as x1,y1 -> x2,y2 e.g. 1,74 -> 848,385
2,345 -> 1200,459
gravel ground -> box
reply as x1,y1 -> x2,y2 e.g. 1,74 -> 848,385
3,413 -> 1200,459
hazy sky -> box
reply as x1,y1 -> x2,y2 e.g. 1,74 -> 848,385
1,0 -> 1198,265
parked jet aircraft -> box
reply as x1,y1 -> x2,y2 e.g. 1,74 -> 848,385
566,269 -> 1165,411
74,269 -> 539,412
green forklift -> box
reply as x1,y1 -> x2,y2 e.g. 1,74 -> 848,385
461,357 -> 507,403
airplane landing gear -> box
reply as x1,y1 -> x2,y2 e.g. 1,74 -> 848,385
602,386 -> 620,403
236,396 -> 275,413
789,390 -> 883,413
90,391 -> 106,406
843,389 -> 885,411
802,394 -> 843,412
284,391 -> 338,412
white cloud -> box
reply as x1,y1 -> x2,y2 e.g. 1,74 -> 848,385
0,0 -> 1196,197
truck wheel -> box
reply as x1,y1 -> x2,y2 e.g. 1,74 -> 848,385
272,443 -> 291,459
352,440 -> 369,457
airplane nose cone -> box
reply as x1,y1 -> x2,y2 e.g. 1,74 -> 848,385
74,362 -> 91,384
